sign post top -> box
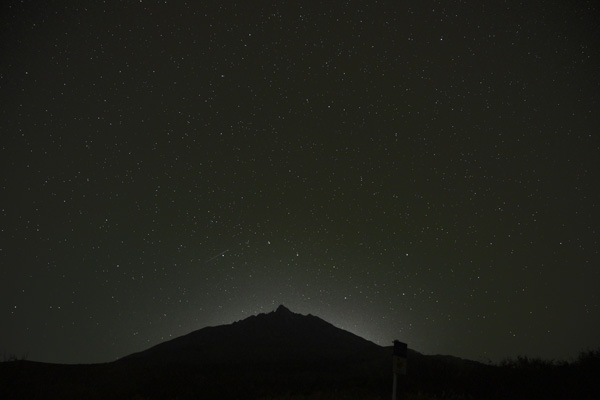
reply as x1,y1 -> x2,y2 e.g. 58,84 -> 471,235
393,340 -> 407,358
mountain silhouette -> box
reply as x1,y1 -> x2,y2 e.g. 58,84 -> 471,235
119,304 -> 384,366
110,304 -> 396,398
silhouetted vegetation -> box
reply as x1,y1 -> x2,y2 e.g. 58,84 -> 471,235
1,351 -> 28,362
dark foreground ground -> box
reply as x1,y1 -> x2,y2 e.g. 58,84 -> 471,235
1,349 -> 599,399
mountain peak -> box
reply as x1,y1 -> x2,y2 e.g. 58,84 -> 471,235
275,304 -> 292,314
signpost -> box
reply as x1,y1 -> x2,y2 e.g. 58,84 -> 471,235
392,340 -> 407,400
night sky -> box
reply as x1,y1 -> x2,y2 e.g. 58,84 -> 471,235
1,1 -> 599,365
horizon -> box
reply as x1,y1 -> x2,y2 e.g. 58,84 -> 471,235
2,304 -> 595,365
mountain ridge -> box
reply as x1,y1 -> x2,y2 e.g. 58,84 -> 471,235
119,304 -> 385,366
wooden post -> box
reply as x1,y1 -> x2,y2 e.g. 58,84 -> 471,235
392,340 -> 407,400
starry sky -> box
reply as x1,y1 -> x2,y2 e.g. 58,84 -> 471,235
1,1 -> 599,365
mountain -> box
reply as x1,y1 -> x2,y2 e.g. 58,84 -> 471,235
111,305 -> 395,398
120,304 -> 383,366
